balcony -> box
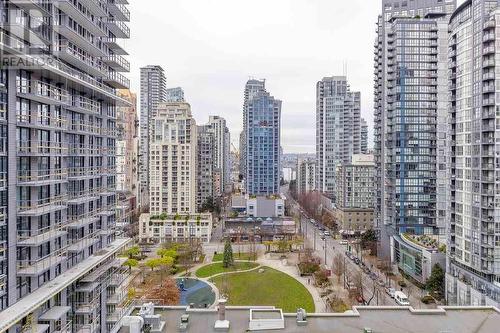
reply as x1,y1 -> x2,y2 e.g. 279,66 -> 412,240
17,140 -> 67,155
68,187 -> 104,204
67,234 -> 100,253
17,80 -> 70,105
104,71 -> 129,89
483,33 -> 495,43
17,168 -> 68,185
102,36 -> 128,55
18,195 -> 68,216
103,54 -> 130,72
107,18 -> 130,38
67,211 -> 101,229
0,240 -> 6,260
54,40 -> 108,78
0,8 -> 51,46
17,249 -> 67,276
54,15 -> 106,57
68,121 -> 103,135
0,207 -> 6,228
0,274 -> 6,297
68,95 -> 102,114
108,1 -> 130,21
83,0 -> 108,17
68,166 -> 105,179
17,114 -> 68,131
17,224 -> 68,246
68,144 -> 105,155
483,59 -> 495,68
10,0 -> 52,16
53,0 -> 106,36
0,172 -> 5,191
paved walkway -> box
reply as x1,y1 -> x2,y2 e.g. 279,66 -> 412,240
257,257 -> 327,313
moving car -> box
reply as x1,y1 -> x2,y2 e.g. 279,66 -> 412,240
394,291 -> 410,306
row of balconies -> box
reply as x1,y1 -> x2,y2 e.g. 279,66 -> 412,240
17,168 -> 67,184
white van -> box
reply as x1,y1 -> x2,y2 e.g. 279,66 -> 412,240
394,291 -> 410,306
339,240 -> 348,245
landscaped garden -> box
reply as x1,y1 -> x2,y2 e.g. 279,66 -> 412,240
210,267 -> 315,312
195,261 -> 259,278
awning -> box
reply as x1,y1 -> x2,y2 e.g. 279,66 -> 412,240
39,306 -> 71,321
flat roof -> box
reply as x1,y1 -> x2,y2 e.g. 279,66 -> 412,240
119,305 -> 500,333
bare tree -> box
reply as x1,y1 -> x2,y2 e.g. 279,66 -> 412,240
332,253 -> 345,284
353,271 -> 364,300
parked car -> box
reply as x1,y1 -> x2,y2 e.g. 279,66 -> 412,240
386,287 -> 396,298
339,240 -> 348,245
394,291 -> 410,306
324,230 -> 330,236
356,295 -> 366,305
362,266 -> 371,274
354,258 -> 360,265
377,279 -> 385,287
369,272 -> 378,280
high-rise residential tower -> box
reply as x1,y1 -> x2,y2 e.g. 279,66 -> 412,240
361,118 -> 369,154
139,65 -> 166,209
373,0 -> 455,279
316,76 -> 361,195
197,125 -> 215,211
207,116 -> 231,195
242,79 -> 281,195
446,0 -> 500,308
149,102 -> 197,215
166,87 -> 185,102
0,0 -> 132,332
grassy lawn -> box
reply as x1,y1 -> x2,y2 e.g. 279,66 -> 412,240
195,261 -> 259,278
212,252 -> 256,262
210,267 -> 315,312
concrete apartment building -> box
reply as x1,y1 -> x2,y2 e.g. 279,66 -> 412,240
139,213 -> 212,244
296,159 -> 316,195
149,102 -> 197,215
446,0 -> 500,308
334,154 -> 375,232
196,125 -> 215,211
361,118 -> 368,154
139,65 -> 166,209
116,89 -> 138,231
242,79 -> 282,196
316,76 -> 361,195
373,0 -> 455,285
165,87 -> 184,103
0,0 -> 132,332
207,116 -> 231,195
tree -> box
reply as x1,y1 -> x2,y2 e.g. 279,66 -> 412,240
125,245 -> 140,259
222,239 -> 234,268
332,253 -> 345,284
144,277 -> 180,305
123,258 -> 138,269
145,258 -> 161,271
263,241 -> 273,252
276,239 -> 290,253
158,256 -> 174,285
157,248 -> 177,259
426,264 -> 445,299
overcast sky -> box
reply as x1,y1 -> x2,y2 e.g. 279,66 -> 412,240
127,0 -> 465,153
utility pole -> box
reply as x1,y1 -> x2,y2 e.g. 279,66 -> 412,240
323,238 -> 327,264
313,229 -> 316,251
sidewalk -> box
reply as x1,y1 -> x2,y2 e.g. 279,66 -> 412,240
257,257 -> 327,313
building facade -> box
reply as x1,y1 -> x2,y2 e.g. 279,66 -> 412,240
207,116 -> 230,195
116,89 -> 138,231
139,65 -> 166,209
165,87 -> 184,103
149,102 -> 197,215
242,79 -> 281,196
0,0 -> 133,332
196,125 -> 215,211
446,0 -> 500,307
296,159 -> 316,195
139,213 -> 212,243
316,76 -> 361,195
361,118 -> 368,154
374,0 -> 455,260
333,155 -> 375,232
